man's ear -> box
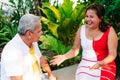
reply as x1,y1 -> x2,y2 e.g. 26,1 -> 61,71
26,30 -> 32,39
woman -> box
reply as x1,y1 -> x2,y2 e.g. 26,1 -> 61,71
50,3 -> 118,80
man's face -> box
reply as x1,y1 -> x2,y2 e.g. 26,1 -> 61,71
31,22 -> 43,42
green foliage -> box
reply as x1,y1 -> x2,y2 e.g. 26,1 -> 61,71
39,34 -> 81,67
99,0 -> 120,32
39,0 -> 85,45
40,34 -> 72,55
38,0 -> 84,68
116,34 -> 120,75
0,9 -> 17,47
0,23 -> 18,48
0,0 -> 35,49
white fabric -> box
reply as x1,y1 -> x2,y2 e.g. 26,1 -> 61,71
80,25 -> 97,61
75,25 -> 101,80
1,34 -> 43,80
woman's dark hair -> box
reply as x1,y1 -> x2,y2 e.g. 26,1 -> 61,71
85,3 -> 110,32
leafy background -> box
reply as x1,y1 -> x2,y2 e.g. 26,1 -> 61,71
0,0 -> 120,79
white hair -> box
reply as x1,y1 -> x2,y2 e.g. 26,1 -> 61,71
18,14 -> 40,35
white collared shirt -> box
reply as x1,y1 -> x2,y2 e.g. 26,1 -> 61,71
1,34 -> 42,80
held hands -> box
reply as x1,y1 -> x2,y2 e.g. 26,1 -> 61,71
89,61 -> 105,70
50,55 -> 67,66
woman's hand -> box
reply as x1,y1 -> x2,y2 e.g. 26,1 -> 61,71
89,61 -> 104,70
50,55 -> 67,66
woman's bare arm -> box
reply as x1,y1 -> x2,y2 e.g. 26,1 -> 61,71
90,27 -> 118,70
50,27 -> 81,66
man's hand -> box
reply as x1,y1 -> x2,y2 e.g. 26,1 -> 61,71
49,74 -> 57,80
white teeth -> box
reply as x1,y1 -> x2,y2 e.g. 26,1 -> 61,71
87,22 -> 92,25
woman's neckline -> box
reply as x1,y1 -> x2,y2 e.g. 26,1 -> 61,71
84,26 -> 104,41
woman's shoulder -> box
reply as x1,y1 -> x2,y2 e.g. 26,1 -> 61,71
108,26 -> 117,35
78,25 -> 86,30
78,25 -> 86,33
80,25 -> 86,28
107,26 -> 116,33
76,25 -> 86,38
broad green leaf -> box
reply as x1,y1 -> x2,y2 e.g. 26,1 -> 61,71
40,16 -> 50,24
41,2 -> 60,21
38,7 -> 50,20
39,35 -> 50,49
48,22 -> 59,38
72,4 -> 85,22
46,6 -> 60,21
60,0 -> 73,17
40,16 -> 58,38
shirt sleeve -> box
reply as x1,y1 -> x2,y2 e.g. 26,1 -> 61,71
3,48 -> 24,76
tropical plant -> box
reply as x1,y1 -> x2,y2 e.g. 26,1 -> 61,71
39,34 -> 81,68
0,9 -> 12,48
38,0 -> 85,68
39,34 -> 72,58
39,0 -> 85,45
0,0 -> 36,51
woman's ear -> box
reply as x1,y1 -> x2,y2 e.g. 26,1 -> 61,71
101,16 -> 103,20
100,16 -> 103,22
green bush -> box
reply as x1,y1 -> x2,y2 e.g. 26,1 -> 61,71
39,0 -> 85,45
0,0 -> 36,52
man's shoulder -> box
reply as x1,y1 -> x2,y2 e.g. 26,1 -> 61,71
2,34 -> 24,53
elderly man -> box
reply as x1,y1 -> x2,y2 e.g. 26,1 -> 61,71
1,14 -> 57,80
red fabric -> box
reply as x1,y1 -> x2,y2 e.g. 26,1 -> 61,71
93,27 -> 116,80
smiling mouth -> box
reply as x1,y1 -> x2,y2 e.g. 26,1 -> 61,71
86,21 -> 93,25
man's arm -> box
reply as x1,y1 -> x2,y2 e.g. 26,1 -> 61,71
40,56 -> 57,80
10,76 -> 22,80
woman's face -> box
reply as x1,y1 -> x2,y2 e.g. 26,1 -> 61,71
85,9 -> 102,29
